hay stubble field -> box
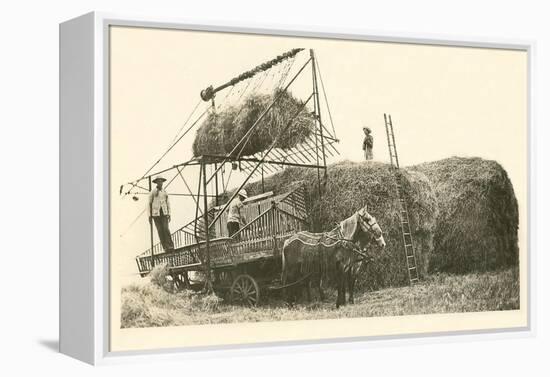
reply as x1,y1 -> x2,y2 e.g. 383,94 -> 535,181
121,266 -> 519,328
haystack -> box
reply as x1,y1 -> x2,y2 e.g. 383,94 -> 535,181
412,157 -> 519,273
192,89 -> 315,157
231,161 -> 438,289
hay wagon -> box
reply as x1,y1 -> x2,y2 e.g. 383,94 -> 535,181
136,184 -> 312,305
124,47 -> 340,305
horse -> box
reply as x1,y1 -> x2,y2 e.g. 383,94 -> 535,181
281,206 -> 386,308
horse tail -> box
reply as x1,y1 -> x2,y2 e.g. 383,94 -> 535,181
281,239 -> 288,284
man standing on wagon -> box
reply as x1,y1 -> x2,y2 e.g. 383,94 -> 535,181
148,175 -> 174,252
227,189 -> 248,238
362,126 -> 374,160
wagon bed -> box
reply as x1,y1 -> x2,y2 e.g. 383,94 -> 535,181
136,183 -> 309,277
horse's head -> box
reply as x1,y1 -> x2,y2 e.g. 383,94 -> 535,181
356,207 -> 386,248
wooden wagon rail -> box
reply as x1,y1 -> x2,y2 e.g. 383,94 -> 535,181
136,184 -> 308,276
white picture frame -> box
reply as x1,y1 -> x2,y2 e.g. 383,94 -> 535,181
59,11 -> 536,365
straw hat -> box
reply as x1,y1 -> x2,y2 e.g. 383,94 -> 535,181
152,175 -> 166,184
238,189 -> 248,199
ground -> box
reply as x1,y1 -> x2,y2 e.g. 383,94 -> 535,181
121,267 -> 519,328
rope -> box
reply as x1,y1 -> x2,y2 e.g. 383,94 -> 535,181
124,107 -> 209,193
168,99 -> 202,146
315,58 -> 337,138
217,84 -> 235,113
233,59 -> 298,160
223,162 -> 234,193
277,56 -> 295,89
119,207 -> 147,238
119,169 -> 181,237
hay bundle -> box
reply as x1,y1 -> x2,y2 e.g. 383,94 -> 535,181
192,89 -> 315,157
236,161 -> 438,290
413,157 -> 519,273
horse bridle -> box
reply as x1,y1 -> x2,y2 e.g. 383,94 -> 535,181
322,215 -> 375,262
357,211 -> 385,245
320,210 -> 382,263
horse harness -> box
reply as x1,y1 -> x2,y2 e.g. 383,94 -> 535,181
286,211 -> 379,263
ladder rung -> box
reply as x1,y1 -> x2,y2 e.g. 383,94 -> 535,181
409,267 -> 417,270
403,233 -> 411,236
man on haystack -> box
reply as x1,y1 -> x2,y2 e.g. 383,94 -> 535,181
148,175 -> 174,252
227,189 -> 248,238
362,126 -> 374,160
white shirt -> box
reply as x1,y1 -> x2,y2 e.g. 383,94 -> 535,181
148,188 -> 171,217
227,198 -> 244,224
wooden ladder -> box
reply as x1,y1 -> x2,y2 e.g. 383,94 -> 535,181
384,113 -> 419,284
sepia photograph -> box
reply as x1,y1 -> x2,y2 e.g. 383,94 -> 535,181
109,25 -> 528,351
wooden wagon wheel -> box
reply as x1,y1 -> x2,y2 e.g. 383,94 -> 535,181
230,274 -> 260,306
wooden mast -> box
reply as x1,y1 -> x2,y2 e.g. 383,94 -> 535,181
148,176 -> 155,268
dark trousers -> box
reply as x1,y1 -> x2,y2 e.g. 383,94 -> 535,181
153,215 -> 174,252
227,221 -> 240,238
364,148 -> 373,160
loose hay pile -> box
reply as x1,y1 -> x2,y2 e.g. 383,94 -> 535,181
215,157 -> 518,289
413,157 -> 519,274
234,161 -> 438,290
192,89 -> 315,157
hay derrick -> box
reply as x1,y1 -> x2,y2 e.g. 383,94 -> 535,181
413,157 -> 519,274
236,161 -> 438,290
192,89 -> 315,157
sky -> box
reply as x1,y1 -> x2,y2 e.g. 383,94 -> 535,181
109,26 -> 528,286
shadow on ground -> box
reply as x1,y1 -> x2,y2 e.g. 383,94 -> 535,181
38,339 -> 59,353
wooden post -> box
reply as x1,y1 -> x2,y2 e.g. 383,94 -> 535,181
310,49 -> 328,180
201,159 -> 213,293
389,115 -> 400,168
214,162 -> 219,206
261,152 -> 265,193
310,49 -> 322,231
262,166 -> 265,193
148,176 -> 155,268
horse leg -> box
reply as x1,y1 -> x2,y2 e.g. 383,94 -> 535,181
284,283 -> 295,306
336,262 -> 344,309
342,268 -> 347,306
282,266 -> 290,305
318,274 -> 325,301
306,278 -> 311,302
347,269 -> 355,304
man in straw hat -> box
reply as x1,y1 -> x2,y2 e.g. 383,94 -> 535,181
362,126 -> 374,160
148,175 -> 174,252
227,189 -> 248,239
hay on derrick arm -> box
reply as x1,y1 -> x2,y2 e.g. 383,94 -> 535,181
413,157 -> 519,274
192,89 -> 315,157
